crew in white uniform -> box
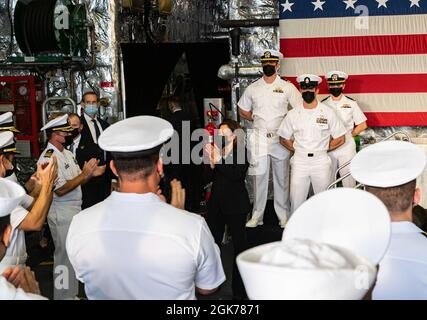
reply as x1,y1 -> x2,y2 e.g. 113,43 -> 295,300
278,74 -> 346,214
322,71 -> 368,187
238,50 -> 301,228
0,112 -> 20,183
237,188 -> 391,300
0,178 -> 46,300
0,132 -> 56,275
38,114 -> 105,300
66,116 -> 225,300
351,140 -> 427,299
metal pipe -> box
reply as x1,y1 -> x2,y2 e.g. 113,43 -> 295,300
218,64 -> 262,80
328,172 -> 352,190
119,51 -> 127,120
219,19 -> 279,28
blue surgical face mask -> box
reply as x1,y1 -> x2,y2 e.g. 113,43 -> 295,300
85,104 -> 99,117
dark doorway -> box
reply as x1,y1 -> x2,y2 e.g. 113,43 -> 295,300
121,41 -> 230,128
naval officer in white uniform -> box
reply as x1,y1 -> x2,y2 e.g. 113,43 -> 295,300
66,116 -> 225,300
238,50 -> 301,228
322,71 -> 368,187
278,74 -> 346,214
38,114 -> 105,300
351,140 -> 427,299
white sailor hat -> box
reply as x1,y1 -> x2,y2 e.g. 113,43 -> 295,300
98,116 -> 174,156
0,178 -> 25,217
350,140 -> 426,188
0,131 -> 19,154
237,188 -> 390,300
283,188 -> 391,265
260,50 -> 283,62
326,71 -> 348,84
0,112 -> 19,133
297,74 -> 322,88
40,114 -> 73,132
237,239 -> 377,300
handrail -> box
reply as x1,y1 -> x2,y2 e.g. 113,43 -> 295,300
329,131 -> 412,189
42,97 -> 77,142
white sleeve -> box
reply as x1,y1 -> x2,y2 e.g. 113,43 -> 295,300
329,111 -> 347,139
352,101 -> 368,126
10,206 -> 29,229
20,194 -> 34,210
65,218 -> 83,283
0,277 -> 47,300
277,113 -> 294,140
195,220 -> 226,290
237,85 -> 253,112
287,82 -> 302,109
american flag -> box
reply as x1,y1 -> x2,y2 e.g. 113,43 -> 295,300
279,0 -> 427,126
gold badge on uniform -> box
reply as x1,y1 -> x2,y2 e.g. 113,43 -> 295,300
273,87 -> 284,93
44,149 -> 54,158
340,104 -> 351,109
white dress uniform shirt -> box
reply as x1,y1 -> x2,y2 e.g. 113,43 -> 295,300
66,192 -> 226,300
322,95 -> 367,135
373,221 -> 427,300
322,95 -> 367,187
38,142 -> 82,204
38,142 -> 82,300
278,101 -> 346,153
84,113 -> 103,144
239,76 -> 301,159
0,276 -> 46,300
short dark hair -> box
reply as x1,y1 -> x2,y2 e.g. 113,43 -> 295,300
68,113 -> 80,120
112,152 -> 160,181
365,179 -> 417,214
219,119 -> 242,132
82,91 -> 99,103
0,215 -> 10,238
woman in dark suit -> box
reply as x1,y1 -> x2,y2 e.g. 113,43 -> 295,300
204,119 -> 250,299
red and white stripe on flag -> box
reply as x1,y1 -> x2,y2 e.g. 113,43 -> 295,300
279,0 -> 427,127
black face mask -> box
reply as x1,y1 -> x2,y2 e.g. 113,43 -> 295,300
329,87 -> 343,97
5,169 -> 14,177
214,135 -> 232,149
63,135 -> 74,147
70,128 -> 80,140
302,91 -> 316,104
263,65 -> 276,77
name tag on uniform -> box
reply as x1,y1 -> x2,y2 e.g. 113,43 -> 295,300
65,163 -> 70,170
316,117 -> 328,129
340,104 -> 351,109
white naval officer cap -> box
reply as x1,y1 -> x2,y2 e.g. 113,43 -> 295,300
326,70 -> 349,84
0,178 -> 25,217
0,131 -> 19,154
237,239 -> 377,300
237,188 -> 391,300
98,116 -> 174,156
260,50 -> 283,62
0,112 -> 19,133
297,74 -> 322,88
40,114 -> 73,132
350,140 -> 426,188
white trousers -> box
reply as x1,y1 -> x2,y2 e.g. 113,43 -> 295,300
47,201 -> 80,300
329,138 -> 357,188
250,154 -> 290,221
290,154 -> 332,214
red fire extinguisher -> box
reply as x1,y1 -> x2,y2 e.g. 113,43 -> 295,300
204,110 -> 218,144
204,110 -> 218,203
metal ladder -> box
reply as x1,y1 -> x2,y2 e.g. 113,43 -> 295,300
327,131 -> 412,190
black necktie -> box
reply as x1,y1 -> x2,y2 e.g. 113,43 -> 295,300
92,119 -> 101,143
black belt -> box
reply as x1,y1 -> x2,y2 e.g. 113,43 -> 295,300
308,153 -> 314,157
